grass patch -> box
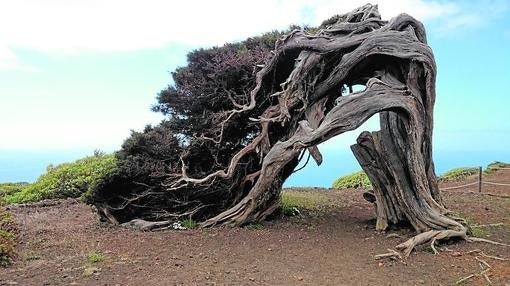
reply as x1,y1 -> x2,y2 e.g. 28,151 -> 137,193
281,190 -> 331,216
3,153 -> 117,204
438,167 -> 479,183
87,251 -> 105,264
469,226 -> 488,238
180,218 -> 198,229
332,171 -> 371,189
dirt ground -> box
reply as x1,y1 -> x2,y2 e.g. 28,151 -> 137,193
1,170 -> 509,286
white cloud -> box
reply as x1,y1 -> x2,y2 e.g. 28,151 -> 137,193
435,0 -> 509,34
0,0 -> 459,70
0,44 -> 38,71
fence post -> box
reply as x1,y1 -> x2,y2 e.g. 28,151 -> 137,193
478,166 -> 482,192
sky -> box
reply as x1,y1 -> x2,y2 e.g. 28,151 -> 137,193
0,0 -> 509,185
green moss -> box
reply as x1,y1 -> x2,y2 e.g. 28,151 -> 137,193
4,153 -> 117,204
438,167 -> 479,183
332,171 -> 371,189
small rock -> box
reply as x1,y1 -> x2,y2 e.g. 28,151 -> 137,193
249,278 -> 255,282
417,279 -> 425,284
297,276 -> 304,281
378,262 -> 384,267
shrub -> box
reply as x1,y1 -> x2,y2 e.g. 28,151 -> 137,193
332,171 -> 371,189
485,161 -> 510,174
4,154 -> 117,204
438,167 -> 479,182
0,203 -> 16,267
0,182 -> 29,197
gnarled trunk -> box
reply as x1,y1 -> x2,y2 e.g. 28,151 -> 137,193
96,4 -> 477,256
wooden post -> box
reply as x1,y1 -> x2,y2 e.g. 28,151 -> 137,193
478,166 -> 482,192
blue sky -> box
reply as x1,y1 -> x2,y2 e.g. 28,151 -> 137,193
0,0 -> 509,185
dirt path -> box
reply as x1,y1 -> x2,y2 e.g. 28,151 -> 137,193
1,171 -> 509,285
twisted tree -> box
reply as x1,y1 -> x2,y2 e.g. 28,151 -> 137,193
90,4 -> 496,256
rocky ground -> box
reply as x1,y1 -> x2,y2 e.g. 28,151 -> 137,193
1,170 -> 509,286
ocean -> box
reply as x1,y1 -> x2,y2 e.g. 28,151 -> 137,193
1,149 -> 509,187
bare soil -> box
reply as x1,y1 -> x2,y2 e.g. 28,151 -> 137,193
1,170 -> 509,286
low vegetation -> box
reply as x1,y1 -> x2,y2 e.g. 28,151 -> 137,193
181,218 -> 198,229
438,167 -> 479,182
3,153 -> 117,204
0,202 -> 16,267
331,171 -> 371,189
0,182 -> 29,197
281,190 -> 331,216
485,161 -> 510,174
87,251 -> 105,264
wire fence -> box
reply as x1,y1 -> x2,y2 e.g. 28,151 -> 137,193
439,167 -> 510,192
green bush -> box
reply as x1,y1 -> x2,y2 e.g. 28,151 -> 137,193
0,182 -> 29,197
0,203 -> 16,267
438,167 -> 479,182
485,161 -> 510,174
332,171 -> 371,189
4,154 -> 117,204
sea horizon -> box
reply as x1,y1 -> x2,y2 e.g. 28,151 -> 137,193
1,148 -> 508,188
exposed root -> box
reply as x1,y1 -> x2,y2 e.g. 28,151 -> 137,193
472,222 -> 505,228
456,269 -> 490,285
378,225 -> 509,260
466,249 -> 509,261
374,248 -> 403,261
395,228 -> 468,257
456,256 -> 493,285
120,219 -> 172,231
467,237 -> 510,247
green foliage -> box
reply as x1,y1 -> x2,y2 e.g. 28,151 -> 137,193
87,251 -> 105,264
438,167 -> 479,182
4,154 -> 117,204
0,203 -> 16,267
181,218 -> 198,229
89,27 -> 299,224
332,171 -> 371,189
281,191 -> 329,216
485,161 -> 510,174
0,182 -> 29,197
